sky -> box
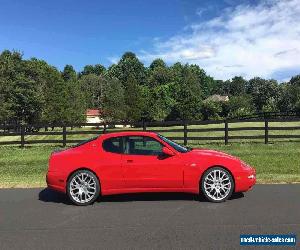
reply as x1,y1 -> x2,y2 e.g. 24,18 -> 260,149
0,0 -> 299,81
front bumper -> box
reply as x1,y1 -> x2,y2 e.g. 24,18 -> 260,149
46,171 -> 66,193
235,168 -> 256,192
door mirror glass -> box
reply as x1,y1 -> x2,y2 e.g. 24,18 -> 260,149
162,147 -> 175,156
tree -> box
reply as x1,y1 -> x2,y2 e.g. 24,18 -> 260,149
0,50 -> 23,123
170,63 -> 203,120
101,77 -> 126,121
189,64 -> 215,98
62,65 -> 77,82
79,74 -> 103,108
108,52 -> 147,85
201,101 -> 222,120
229,76 -> 247,96
124,75 -> 143,121
226,95 -> 254,118
289,75 -> 300,113
64,80 -> 87,123
107,52 -> 147,121
93,64 -> 106,76
42,74 -> 69,124
278,75 -> 300,112
149,58 -> 166,70
147,59 -> 171,87
247,77 -> 279,112
80,64 -> 106,76
61,65 -> 87,123
142,83 -> 175,121
0,51 -> 54,124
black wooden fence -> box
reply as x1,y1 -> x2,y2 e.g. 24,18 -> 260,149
1,117 -> 300,147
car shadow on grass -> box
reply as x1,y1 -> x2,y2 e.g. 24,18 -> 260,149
39,188 -> 244,204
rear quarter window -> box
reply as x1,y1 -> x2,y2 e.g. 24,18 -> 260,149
102,137 -> 123,154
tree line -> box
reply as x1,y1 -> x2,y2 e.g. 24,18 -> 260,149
0,50 -> 299,125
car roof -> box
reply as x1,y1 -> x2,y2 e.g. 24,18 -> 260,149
100,130 -> 159,139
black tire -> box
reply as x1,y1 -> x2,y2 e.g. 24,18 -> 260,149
67,169 -> 100,206
201,167 -> 234,203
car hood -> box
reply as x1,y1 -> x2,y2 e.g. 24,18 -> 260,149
187,148 -> 238,161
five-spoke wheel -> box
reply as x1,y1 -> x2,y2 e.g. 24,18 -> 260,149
201,167 -> 234,202
67,170 -> 100,206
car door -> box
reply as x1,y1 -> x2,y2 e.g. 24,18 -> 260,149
100,136 -> 125,190
122,136 -> 183,189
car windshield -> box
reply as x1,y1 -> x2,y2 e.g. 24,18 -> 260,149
157,134 -> 190,153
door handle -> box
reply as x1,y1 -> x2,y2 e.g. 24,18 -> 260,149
127,159 -> 133,163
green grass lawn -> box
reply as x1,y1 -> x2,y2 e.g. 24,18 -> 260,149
0,141 -> 299,188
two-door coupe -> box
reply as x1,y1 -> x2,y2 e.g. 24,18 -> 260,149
46,131 -> 256,205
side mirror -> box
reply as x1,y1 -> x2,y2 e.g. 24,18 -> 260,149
162,147 -> 175,156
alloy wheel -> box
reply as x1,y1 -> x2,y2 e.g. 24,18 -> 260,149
69,172 -> 97,204
203,168 -> 233,201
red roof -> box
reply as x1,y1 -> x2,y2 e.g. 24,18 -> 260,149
86,109 -> 101,116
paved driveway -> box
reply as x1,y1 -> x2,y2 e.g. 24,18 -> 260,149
0,185 -> 299,249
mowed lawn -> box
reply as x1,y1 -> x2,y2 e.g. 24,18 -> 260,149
0,141 -> 299,188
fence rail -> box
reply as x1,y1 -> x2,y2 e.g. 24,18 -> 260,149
1,117 -> 300,147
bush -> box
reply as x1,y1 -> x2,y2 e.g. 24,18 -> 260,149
201,101 -> 222,120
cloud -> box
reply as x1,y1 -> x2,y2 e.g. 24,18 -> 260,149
107,56 -> 119,64
138,0 -> 300,81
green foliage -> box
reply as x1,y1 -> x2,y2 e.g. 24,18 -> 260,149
62,64 -> 77,82
101,76 -> 126,121
201,101 -> 222,120
108,52 -> 147,85
80,64 -> 106,76
124,75 -> 143,121
247,77 -> 279,112
188,64 -> 214,98
65,80 -> 87,123
287,75 -> 300,112
0,50 -> 87,125
229,76 -> 247,96
147,59 -> 171,87
170,63 -> 203,120
1,49 -> 300,125
79,74 -> 103,108
142,83 -> 175,121
226,95 -> 254,118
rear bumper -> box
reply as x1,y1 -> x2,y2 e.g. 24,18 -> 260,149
46,171 -> 66,193
235,168 -> 256,192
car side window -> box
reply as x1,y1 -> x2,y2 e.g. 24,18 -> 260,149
125,136 -> 163,156
102,137 -> 123,154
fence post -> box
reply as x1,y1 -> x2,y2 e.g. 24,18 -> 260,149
264,119 -> 269,144
103,124 -> 107,134
183,121 -> 188,146
224,119 -> 229,145
142,120 -> 146,131
62,125 -> 67,147
20,124 -> 25,148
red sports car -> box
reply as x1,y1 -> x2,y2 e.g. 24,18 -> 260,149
46,131 -> 256,205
